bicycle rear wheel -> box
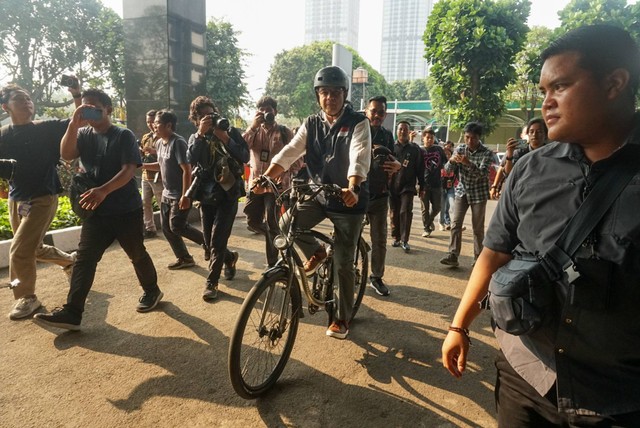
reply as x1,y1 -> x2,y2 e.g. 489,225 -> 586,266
350,237 -> 368,322
228,271 -> 301,399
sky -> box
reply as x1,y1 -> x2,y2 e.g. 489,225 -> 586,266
101,0 -> 603,101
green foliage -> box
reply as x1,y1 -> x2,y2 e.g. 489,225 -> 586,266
0,196 -> 82,241
424,0 -> 531,133
265,41 -> 394,120
0,0 -> 125,116
504,26 -> 555,120
390,79 -> 430,101
205,19 -> 251,119
558,0 -> 634,32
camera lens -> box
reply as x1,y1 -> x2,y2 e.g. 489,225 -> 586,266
264,112 -> 275,124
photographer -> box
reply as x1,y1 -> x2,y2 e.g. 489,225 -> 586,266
0,83 -> 80,320
186,96 -> 249,301
242,96 -> 300,269
501,117 -> 548,176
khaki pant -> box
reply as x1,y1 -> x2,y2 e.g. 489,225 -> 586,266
8,194 -> 75,299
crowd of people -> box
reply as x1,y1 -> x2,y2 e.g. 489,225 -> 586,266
2,23 -> 640,426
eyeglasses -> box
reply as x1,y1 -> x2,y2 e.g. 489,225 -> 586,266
317,88 -> 344,98
368,109 -> 386,116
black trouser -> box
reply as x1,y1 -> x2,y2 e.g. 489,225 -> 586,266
495,350 -> 640,427
389,191 -> 414,243
160,196 -> 204,259
243,191 -> 278,266
200,199 -> 238,285
420,186 -> 442,231
65,208 -> 159,315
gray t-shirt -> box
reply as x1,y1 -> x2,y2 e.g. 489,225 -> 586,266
156,134 -> 189,200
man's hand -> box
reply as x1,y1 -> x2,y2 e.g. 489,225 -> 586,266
179,196 -> 191,210
383,158 -> 401,175
79,187 -> 107,211
505,138 -> 520,158
442,330 -> 469,378
341,188 -> 359,207
250,111 -> 265,131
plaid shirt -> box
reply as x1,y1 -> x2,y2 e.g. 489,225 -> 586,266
444,143 -> 493,204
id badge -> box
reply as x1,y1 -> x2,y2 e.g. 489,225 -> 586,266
18,201 -> 31,217
260,150 -> 270,162
402,159 -> 409,167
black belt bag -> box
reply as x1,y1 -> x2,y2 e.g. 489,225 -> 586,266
489,147 -> 639,336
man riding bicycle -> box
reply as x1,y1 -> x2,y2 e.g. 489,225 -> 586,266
253,66 -> 371,339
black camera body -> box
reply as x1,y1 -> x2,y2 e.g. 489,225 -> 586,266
208,113 -> 230,132
60,74 -> 77,88
0,159 -> 17,180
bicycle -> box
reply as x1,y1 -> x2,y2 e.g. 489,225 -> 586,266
228,177 -> 369,399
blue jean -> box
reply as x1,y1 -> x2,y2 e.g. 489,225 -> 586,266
439,187 -> 455,225
65,208 -> 159,316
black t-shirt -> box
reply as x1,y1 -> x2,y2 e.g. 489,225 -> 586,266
0,120 -> 68,201
422,144 -> 446,188
77,125 -> 142,215
368,126 -> 395,199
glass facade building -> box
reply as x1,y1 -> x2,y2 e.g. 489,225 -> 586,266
304,0 -> 360,51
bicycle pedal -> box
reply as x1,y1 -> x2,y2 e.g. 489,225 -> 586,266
308,304 -> 319,315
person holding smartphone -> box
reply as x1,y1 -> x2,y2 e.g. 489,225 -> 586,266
502,117 -> 548,175
0,81 -> 81,320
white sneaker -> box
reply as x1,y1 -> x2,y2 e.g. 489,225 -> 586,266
9,296 -> 42,320
438,224 -> 446,231
61,251 -> 77,281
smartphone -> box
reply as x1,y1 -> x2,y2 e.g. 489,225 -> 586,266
82,107 -> 103,121
517,139 -> 528,149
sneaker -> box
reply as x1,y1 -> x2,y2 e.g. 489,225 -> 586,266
401,241 -> 411,252
446,224 -> 451,231
136,290 -> 163,313
326,320 -> 349,339
33,307 -> 81,330
369,277 -> 390,296
203,245 -> 211,262
61,251 -> 77,281
391,240 -> 401,247
461,226 -> 467,231
429,221 -> 436,232
440,253 -> 459,267
224,251 -> 239,280
143,230 -> 157,239
421,230 -> 431,237
303,245 -> 327,274
202,283 -> 218,301
439,224 -> 446,232
9,296 -> 42,320
168,256 -> 195,270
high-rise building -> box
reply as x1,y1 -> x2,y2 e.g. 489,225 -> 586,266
380,0 -> 434,82
304,0 -> 360,50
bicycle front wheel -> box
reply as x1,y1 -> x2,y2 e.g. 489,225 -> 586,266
228,271 -> 301,399
350,237 -> 369,322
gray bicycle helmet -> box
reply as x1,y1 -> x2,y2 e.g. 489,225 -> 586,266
314,66 -> 349,95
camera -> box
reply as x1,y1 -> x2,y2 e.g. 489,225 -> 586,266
82,107 -> 103,121
263,112 -> 275,124
185,166 -> 204,199
60,74 -> 77,88
0,159 -> 16,180
208,113 -> 230,131
455,144 -> 467,156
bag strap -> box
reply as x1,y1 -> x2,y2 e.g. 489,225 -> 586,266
546,145 -> 640,270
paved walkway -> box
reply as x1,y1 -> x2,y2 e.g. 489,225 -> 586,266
0,199 -> 499,427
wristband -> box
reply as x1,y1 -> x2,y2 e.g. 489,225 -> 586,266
448,326 -> 472,345
505,156 -> 513,161
72,93 -> 82,99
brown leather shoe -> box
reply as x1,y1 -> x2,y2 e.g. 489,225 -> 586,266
303,245 -> 327,274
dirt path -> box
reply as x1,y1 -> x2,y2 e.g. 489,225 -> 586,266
0,203 -> 499,427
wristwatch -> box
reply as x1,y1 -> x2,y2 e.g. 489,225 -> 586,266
349,184 -> 361,194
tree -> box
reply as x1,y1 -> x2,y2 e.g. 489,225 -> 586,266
504,26 -> 554,121
0,0 -> 124,118
390,79 -> 430,101
265,41 -> 393,121
558,0 -> 634,32
205,18 -> 250,120
424,0 -> 530,133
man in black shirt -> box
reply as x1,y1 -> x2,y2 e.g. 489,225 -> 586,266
389,121 -> 424,252
34,89 -> 162,331
419,127 -> 446,237
364,96 -> 400,296
442,25 -> 640,425
0,84 -> 80,320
